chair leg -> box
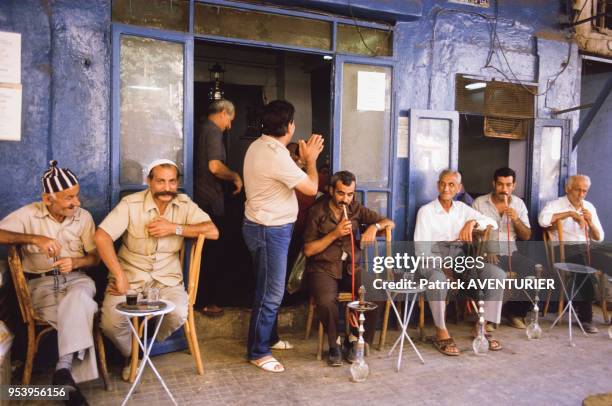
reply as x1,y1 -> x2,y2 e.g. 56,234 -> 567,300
129,317 -> 139,383
184,319 -> 195,356
543,288 -> 552,317
94,324 -> 110,391
316,322 -> 324,361
378,300 -> 391,351
599,272 -> 610,323
187,310 -> 204,375
305,298 -> 314,340
418,295 -> 425,341
22,323 -> 36,385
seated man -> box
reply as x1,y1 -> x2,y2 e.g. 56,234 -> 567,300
0,160 -> 100,405
414,169 -> 502,356
472,167 -> 534,329
538,174 -> 604,334
96,159 -> 218,379
303,171 -> 394,366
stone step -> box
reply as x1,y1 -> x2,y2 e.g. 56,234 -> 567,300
194,304 -> 309,340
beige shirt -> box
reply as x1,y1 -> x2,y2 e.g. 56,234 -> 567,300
0,202 -> 96,274
243,135 -> 307,226
98,190 -> 211,289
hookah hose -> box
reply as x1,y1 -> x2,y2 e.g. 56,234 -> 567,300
343,205 -> 359,329
580,205 -> 592,266
505,196 -> 512,275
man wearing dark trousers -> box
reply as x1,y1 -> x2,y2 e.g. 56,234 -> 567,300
303,171 -> 394,366
194,99 -> 242,317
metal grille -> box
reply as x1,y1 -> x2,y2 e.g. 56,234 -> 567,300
455,76 -> 486,115
484,116 -> 529,140
484,81 -> 535,119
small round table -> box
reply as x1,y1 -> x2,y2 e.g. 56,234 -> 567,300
115,299 -> 177,406
549,262 -> 598,347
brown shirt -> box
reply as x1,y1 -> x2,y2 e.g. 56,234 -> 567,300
303,197 -> 383,279
98,189 -> 211,289
0,202 -> 96,274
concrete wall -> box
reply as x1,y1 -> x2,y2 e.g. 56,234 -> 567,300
578,69 -> 612,237
0,0 -> 110,223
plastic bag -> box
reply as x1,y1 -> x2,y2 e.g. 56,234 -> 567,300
286,251 -> 306,294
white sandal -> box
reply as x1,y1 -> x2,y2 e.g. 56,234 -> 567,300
270,340 -> 294,350
250,356 -> 285,373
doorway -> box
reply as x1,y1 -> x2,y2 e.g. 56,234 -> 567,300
193,40 -> 332,306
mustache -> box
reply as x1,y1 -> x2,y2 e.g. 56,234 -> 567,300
154,191 -> 178,198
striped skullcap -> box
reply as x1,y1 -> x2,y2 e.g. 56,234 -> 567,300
41,160 -> 79,194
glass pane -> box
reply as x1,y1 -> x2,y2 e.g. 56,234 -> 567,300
539,126 -> 562,204
112,0 -> 189,32
337,24 -> 392,57
412,118 -> 451,208
195,4 -> 332,50
120,35 -> 184,185
366,192 -> 388,217
355,190 -> 364,205
339,64 -> 391,185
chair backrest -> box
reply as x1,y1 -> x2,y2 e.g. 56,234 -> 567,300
7,246 -> 36,324
543,219 -> 565,263
471,225 -> 492,257
179,235 -> 206,306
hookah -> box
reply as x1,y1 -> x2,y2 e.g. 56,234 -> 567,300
526,264 -> 543,340
472,291 -> 489,356
347,286 -> 377,382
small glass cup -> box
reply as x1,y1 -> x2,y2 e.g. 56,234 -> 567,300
126,290 -> 138,306
146,287 -> 160,303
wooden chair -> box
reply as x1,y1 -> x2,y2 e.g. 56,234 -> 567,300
127,235 -> 206,382
543,220 -> 610,323
7,246 -> 109,388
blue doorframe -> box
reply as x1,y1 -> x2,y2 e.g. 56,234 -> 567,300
110,24 -> 194,206
332,54 -> 398,235
405,109 -> 459,239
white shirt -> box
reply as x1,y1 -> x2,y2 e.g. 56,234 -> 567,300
472,193 -> 530,255
243,135 -> 307,226
538,195 -> 604,242
414,198 -> 498,242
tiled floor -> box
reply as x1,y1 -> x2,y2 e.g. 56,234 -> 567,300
31,312 -> 612,406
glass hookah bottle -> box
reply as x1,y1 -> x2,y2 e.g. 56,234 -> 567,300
608,323 -> 612,340
526,265 -> 543,340
349,286 -> 372,382
472,293 -> 489,356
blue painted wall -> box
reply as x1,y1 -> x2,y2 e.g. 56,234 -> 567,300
578,70 -> 612,237
0,0 -> 590,240
0,0 -> 110,223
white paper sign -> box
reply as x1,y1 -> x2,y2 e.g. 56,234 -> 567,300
0,31 -> 21,84
0,84 -> 22,141
357,71 -> 386,111
397,116 -> 409,158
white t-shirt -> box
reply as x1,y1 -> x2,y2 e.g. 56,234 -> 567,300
538,195 -> 604,242
243,135 -> 307,226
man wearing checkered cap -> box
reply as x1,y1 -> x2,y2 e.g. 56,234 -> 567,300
0,160 -> 100,404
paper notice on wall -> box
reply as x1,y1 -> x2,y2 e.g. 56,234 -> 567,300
0,31 -> 21,84
397,116 -> 409,158
357,71 -> 386,111
0,84 -> 22,141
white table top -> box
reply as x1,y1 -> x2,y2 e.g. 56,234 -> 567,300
114,299 -> 176,317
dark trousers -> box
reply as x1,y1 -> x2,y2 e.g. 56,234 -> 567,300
308,269 -> 382,350
561,245 -> 597,323
197,211 -> 225,307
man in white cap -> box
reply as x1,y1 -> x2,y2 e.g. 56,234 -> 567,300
95,159 -> 218,379
0,160 -> 99,405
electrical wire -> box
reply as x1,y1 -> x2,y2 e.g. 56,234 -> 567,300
347,0 -> 393,57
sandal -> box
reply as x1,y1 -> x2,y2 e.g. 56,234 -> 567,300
270,340 -> 294,350
250,356 -> 285,373
200,306 -> 224,318
432,337 -> 461,356
484,334 -> 502,351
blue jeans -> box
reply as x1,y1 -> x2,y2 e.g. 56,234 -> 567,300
242,219 -> 293,360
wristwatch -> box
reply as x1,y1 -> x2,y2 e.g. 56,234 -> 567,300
175,225 -> 184,236
374,223 -> 382,231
